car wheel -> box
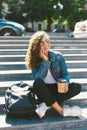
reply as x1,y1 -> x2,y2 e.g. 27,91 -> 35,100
0,28 -> 17,36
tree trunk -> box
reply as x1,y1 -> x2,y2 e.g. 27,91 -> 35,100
47,17 -> 52,32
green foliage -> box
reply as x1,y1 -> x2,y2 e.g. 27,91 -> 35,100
60,0 -> 85,30
21,0 -> 54,21
0,0 -> 87,31
4,0 -> 26,24
0,0 -> 4,18
21,0 -> 56,31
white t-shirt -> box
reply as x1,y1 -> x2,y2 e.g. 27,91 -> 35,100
44,69 -> 57,84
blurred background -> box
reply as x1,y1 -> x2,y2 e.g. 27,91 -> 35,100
0,0 -> 87,35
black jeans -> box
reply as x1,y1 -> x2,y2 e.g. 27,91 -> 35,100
33,79 -> 81,106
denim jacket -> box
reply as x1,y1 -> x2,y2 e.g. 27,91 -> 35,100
32,51 -> 70,84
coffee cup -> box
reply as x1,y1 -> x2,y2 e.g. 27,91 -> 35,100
57,79 -> 66,93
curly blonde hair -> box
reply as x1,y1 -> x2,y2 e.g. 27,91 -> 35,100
25,31 -> 47,69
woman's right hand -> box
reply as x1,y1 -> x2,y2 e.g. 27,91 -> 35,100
40,47 -> 48,60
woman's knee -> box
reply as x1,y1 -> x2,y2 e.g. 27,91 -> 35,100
33,79 -> 44,87
69,82 -> 81,93
74,82 -> 81,92
33,79 -> 44,92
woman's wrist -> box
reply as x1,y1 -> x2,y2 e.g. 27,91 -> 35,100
45,58 -> 48,61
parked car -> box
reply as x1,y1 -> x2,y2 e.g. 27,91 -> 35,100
0,19 -> 26,36
68,31 -> 74,37
52,28 -> 64,33
73,20 -> 87,38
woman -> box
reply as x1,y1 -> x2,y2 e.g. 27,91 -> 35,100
25,31 -> 82,118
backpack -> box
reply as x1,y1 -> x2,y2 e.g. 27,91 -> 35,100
4,82 -> 37,118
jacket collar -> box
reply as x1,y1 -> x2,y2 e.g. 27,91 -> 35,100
48,51 -> 56,62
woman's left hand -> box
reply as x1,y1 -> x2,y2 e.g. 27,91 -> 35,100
63,84 -> 69,93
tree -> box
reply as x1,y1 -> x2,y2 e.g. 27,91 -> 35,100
1,0 -> 26,24
60,0 -> 86,30
0,0 -> 6,18
21,0 -> 56,31
1,0 -> 86,31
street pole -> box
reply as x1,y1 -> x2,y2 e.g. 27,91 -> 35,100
57,3 -> 63,31
53,2 -> 63,32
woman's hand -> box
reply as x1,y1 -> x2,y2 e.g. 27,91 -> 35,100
40,47 -> 48,60
58,82 -> 69,93
63,84 -> 69,93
